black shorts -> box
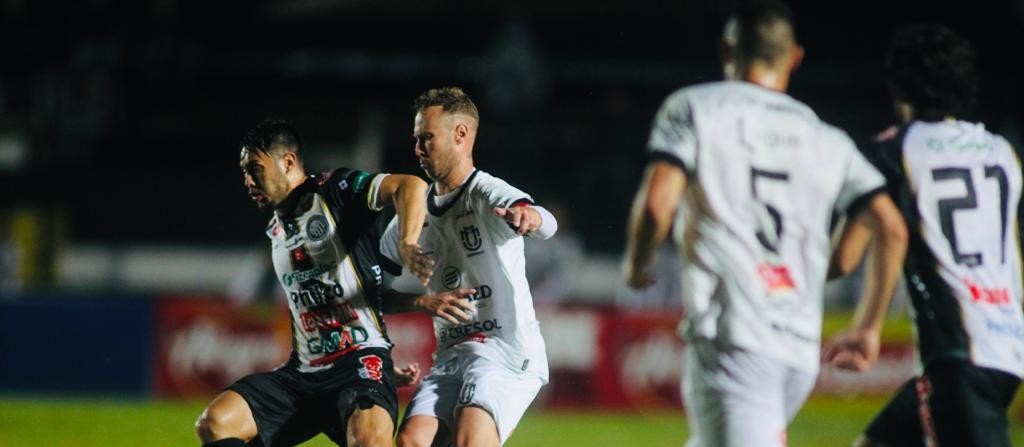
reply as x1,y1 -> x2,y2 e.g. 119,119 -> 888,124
227,347 -> 398,447
864,359 -> 1020,447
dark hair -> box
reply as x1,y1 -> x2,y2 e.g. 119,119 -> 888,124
730,0 -> 796,63
886,23 -> 978,119
412,87 -> 480,122
239,118 -> 303,157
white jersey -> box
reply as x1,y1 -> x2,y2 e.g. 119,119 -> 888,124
648,81 -> 886,372
381,170 -> 549,381
874,120 -> 1024,377
268,169 -> 394,373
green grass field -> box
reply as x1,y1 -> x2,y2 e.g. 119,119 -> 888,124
2,395 -> 1022,446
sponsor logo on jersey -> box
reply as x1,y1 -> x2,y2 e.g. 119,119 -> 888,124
289,281 -> 346,307
307,325 -> 369,359
282,263 -> 336,286
458,383 -> 476,404
437,318 -> 503,344
466,285 -> 491,302
299,301 -> 359,332
460,225 -> 483,252
442,266 -> 462,289
306,214 -> 329,242
757,263 -> 795,293
358,354 -> 384,382
964,277 -> 1011,305
291,247 -> 309,264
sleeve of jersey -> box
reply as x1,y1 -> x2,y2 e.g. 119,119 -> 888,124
377,216 -> 403,276
833,129 -> 887,217
646,91 -> 697,174
478,175 -> 534,240
322,169 -> 382,215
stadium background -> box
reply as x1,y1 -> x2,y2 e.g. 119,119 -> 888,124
1,0 -> 1023,445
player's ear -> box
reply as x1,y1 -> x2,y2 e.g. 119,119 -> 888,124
280,151 -> 299,173
453,122 -> 469,145
790,45 -> 805,72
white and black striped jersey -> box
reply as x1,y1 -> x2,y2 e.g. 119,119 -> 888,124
870,120 -> 1024,378
649,81 -> 886,372
380,170 -> 549,381
266,169 -> 394,373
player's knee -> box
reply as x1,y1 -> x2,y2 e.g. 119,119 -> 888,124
349,425 -> 391,447
454,431 -> 500,447
194,409 -> 231,442
396,430 -> 431,447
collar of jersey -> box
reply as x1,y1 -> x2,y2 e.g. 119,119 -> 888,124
428,169 -> 479,217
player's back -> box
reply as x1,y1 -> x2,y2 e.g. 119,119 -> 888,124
649,81 -> 884,370
874,120 -> 1024,377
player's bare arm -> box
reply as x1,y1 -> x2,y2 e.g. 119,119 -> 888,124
494,204 -> 558,238
827,212 -> 876,280
381,289 -> 477,324
624,160 -> 687,290
378,174 -> 435,285
824,193 -> 907,371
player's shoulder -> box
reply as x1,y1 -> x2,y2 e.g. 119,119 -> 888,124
315,167 -> 379,194
467,169 -> 514,194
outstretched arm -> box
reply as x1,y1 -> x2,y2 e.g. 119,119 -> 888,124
493,204 -> 558,238
381,289 -> 477,324
377,174 -> 434,285
824,193 -> 907,371
623,161 -> 687,290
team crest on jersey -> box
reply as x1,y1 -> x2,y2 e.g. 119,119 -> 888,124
358,354 -> 384,382
460,225 -> 482,252
458,382 -> 476,404
306,215 -> 329,242
442,266 -> 462,290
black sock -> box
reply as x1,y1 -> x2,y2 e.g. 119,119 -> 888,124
202,438 -> 247,447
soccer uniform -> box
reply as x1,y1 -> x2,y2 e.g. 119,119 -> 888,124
647,81 -> 886,447
863,120 -> 1024,447
380,169 -> 548,444
228,169 -> 400,447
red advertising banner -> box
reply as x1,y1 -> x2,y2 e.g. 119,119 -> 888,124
153,298 -> 291,398
151,298 -> 917,408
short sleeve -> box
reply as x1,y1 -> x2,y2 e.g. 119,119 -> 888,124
830,128 -> 887,216
647,90 -> 697,173
476,173 -> 534,240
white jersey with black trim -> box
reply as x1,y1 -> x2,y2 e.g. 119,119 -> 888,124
648,81 -> 886,372
381,169 -> 549,381
267,169 -> 395,373
888,120 -> 1024,377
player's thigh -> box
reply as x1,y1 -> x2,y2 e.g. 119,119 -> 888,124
682,342 -> 788,447
929,362 -> 1020,447
454,405 -> 500,447
458,361 -> 544,444
861,378 -> 922,447
196,390 -> 258,442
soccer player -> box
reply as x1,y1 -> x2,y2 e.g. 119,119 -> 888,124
852,24 -> 1024,447
194,119 -> 435,447
379,87 -> 557,447
623,2 -> 909,446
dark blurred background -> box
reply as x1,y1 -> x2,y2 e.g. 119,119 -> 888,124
2,0 -> 1021,267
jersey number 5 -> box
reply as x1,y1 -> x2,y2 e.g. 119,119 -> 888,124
751,167 -> 790,253
931,165 -> 1009,266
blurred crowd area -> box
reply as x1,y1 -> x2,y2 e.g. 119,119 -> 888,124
0,0 -> 1021,312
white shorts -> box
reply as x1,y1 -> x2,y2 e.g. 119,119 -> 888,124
404,353 -> 544,444
682,340 -> 817,447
